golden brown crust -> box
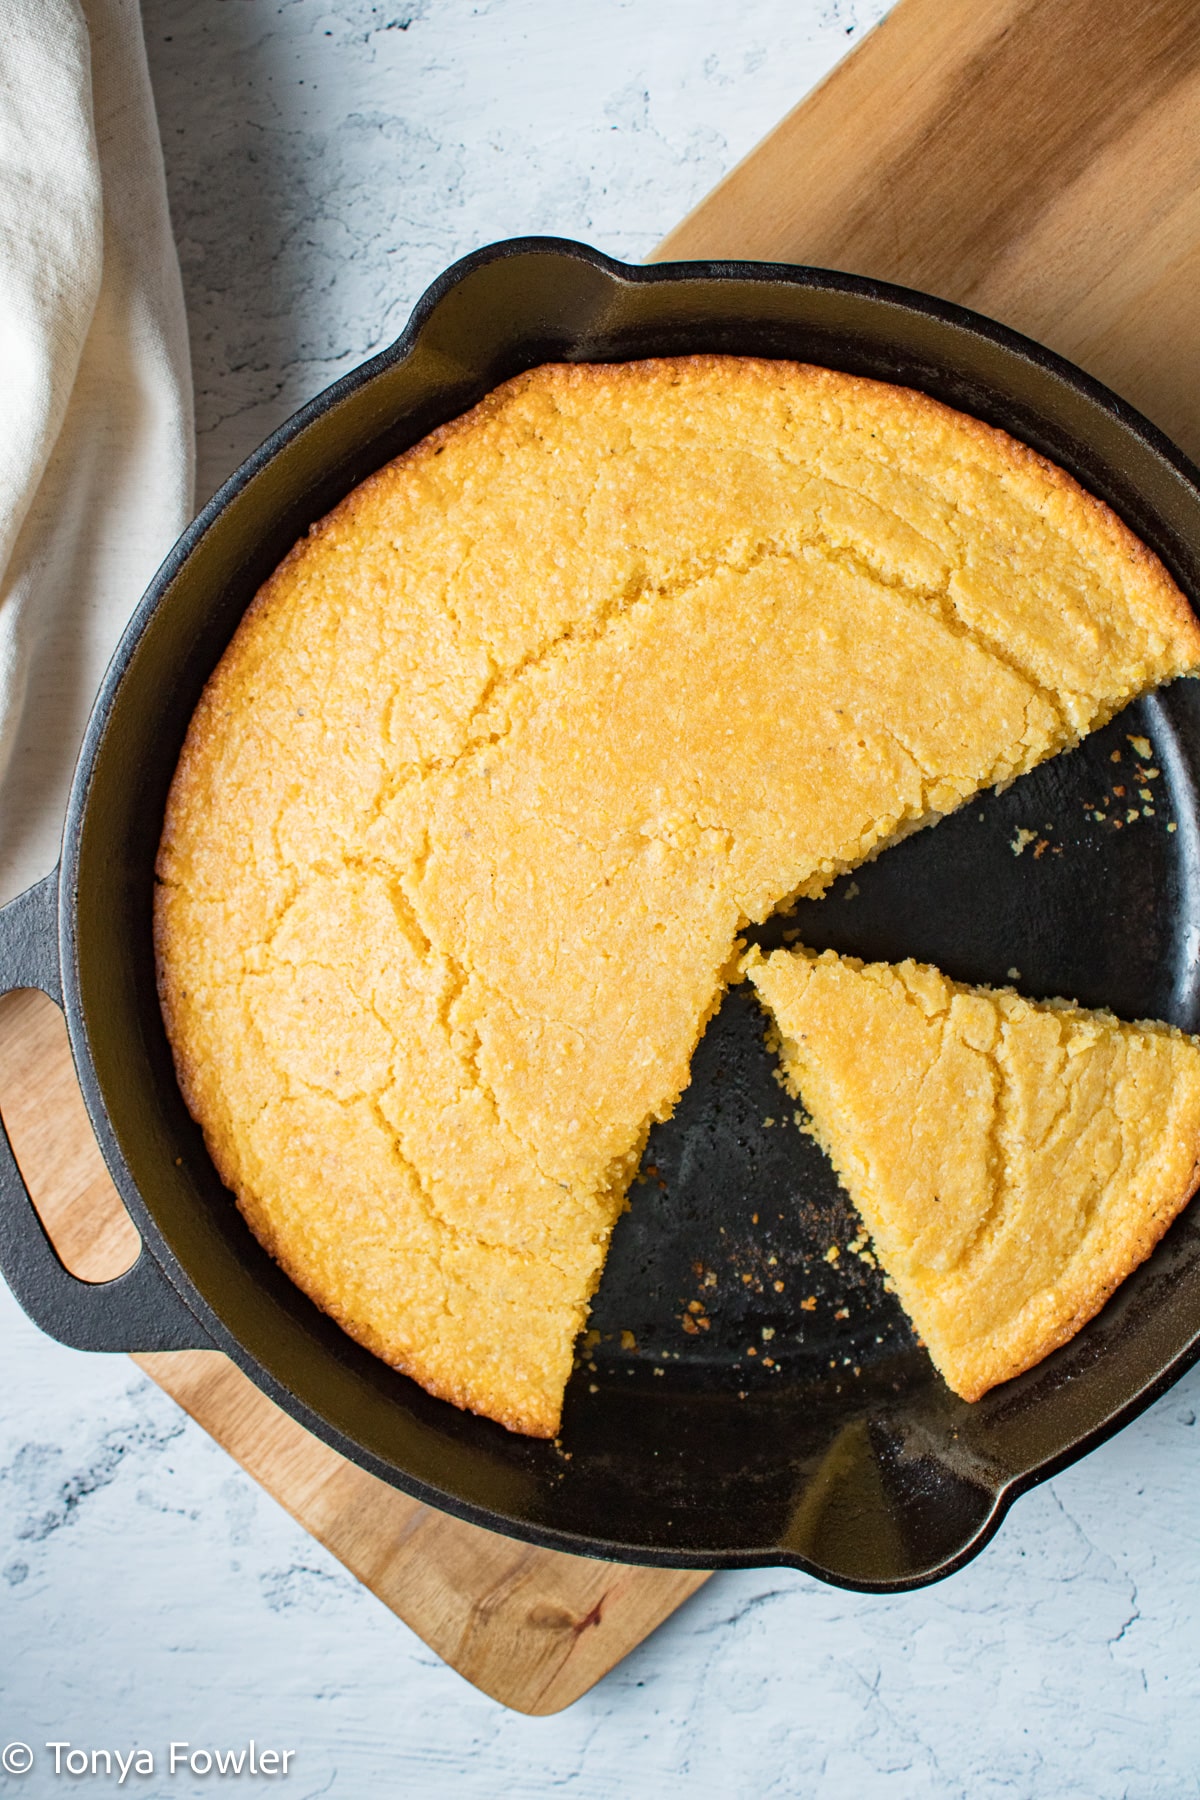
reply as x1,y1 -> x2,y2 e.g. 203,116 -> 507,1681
156,355 -> 1200,1437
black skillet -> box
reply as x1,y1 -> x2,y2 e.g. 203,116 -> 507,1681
3,238 -> 1200,1589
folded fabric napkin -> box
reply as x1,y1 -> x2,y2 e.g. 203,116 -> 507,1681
0,0 -> 193,906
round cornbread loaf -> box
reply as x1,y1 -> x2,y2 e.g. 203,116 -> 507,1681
154,357 -> 1200,1436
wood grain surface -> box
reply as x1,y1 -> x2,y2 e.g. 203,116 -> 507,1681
3,0 -> 1199,1713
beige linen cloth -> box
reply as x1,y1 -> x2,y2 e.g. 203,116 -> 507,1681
0,0 -> 193,906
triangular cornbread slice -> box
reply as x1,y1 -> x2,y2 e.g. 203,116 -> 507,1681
745,944 -> 1200,1400
156,357 -> 1200,1436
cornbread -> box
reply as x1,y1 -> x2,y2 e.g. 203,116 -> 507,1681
746,945 -> 1200,1399
154,355 -> 1200,1436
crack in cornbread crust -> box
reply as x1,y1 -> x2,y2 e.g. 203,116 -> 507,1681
155,356 -> 1200,1437
746,946 -> 1200,1401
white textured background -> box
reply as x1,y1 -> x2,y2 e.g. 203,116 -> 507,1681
4,2 -> 1200,1795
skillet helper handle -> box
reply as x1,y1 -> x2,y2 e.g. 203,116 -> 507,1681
0,871 -> 210,1352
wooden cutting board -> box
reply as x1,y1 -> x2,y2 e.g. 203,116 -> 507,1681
5,0 -> 1200,1714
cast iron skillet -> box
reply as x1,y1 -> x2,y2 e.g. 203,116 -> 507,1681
3,238 -> 1200,1589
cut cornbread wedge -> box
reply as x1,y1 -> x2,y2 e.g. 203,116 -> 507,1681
155,356 -> 1200,1437
745,944 -> 1200,1400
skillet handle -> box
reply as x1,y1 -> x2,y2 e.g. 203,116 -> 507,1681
0,871 -> 211,1352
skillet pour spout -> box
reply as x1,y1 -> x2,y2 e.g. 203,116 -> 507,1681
3,238 -> 1200,1585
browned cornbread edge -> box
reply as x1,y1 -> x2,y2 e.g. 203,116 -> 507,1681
950,1151 -> 1200,1400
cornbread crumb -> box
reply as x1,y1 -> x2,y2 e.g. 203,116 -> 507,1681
155,356 -> 1200,1437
